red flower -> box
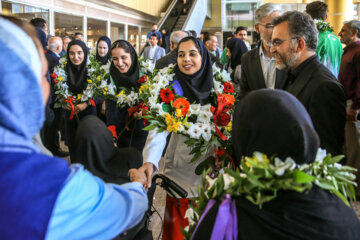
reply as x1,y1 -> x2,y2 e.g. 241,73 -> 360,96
137,75 -> 148,83
173,98 -> 190,117
223,82 -> 234,93
160,88 -> 175,103
214,112 -> 231,126
216,147 -> 226,157
50,72 -> 58,80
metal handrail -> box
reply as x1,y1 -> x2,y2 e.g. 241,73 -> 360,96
139,0 -> 178,55
181,0 -> 197,31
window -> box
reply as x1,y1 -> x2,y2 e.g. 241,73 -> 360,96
110,22 -> 125,42
54,12 -> 83,39
128,25 -> 139,53
1,0 -> 49,24
87,18 -> 107,48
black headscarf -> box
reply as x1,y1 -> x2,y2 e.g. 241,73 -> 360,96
73,115 -> 142,184
232,89 -> 319,166
226,37 -> 248,71
96,36 -> 111,65
66,40 -> 88,94
110,40 -> 140,90
193,89 -> 360,240
174,36 -> 213,105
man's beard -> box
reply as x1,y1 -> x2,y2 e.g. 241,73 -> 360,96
274,48 -> 299,70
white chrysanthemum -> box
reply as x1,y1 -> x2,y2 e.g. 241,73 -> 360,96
201,124 -> 212,141
117,95 -> 126,105
188,104 -> 201,116
197,111 -> 212,123
188,123 -> 204,139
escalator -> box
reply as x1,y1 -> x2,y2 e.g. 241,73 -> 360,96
158,0 -> 208,35
140,0 -> 208,54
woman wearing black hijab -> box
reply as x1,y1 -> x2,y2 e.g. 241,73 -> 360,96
73,115 -> 142,185
192,89 -> 360,240
226,37 -> 248,92
106,40 -> 148,153
96,36 -> 111,65
139,36 -> 214,240
63,40 -> 99,160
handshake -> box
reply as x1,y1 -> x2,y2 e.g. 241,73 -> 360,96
128,162 -> 156,190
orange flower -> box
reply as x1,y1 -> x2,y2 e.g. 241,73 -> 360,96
173,98 -> 190,117
217,94 -> 235,112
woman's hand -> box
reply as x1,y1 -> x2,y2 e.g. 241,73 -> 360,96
74,102 -> 88,115
138,162 -> 155,190
101,101 -> 106,115
133,110 -> 143,119
129,168 -> 147,186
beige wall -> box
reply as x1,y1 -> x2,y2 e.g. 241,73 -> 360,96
110,0 -> 171,17
203,0 -> 222,30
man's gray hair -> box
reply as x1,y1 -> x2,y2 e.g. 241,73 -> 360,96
170,31 -> 189,47
272,11 -> 318,51
344,20 -> 360,38
48,37 -> 62,51
255,3 -> 283,24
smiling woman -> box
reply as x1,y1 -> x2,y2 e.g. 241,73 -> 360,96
105,40 -> 149,152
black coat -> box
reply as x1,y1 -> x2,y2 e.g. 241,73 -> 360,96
283,55 -> 346,156
45,50 -> 60,74
239,47 -> 287,98
155,49 -> 177,70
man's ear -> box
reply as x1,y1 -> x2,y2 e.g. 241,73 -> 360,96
352,29 -> 359,39
255,24 -> 260,34
296,38 -> 306,52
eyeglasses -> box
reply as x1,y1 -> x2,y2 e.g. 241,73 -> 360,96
258,23 -> 274,29
270,37 -> 299,47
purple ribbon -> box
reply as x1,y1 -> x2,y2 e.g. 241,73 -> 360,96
170,79 -> 184,96
191,194 -> 238,240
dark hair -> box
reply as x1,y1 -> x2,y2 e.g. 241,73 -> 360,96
235,26 -> 247,35
152,23 -> 157,26
29,18 -> 46,30
150,33 -> 159,40
305,1 -> 328,20
189,30 -> 197,38
203,33 -> 216,43
111,40 -> 131,53
177,36 -> 201,52
272,11 -> 318,51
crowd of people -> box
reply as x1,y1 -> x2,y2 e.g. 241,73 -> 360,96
1,0 -> 360,239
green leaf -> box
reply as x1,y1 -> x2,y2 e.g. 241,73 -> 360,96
143,125 -> 156,131
293,170 -> 315,183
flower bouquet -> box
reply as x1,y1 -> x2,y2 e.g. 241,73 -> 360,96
52,53 -> 114,119
183,149 -> 357,239
141,64 -> 237,170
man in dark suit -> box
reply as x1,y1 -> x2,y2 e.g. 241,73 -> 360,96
155,30 -> 188,69
271,11 -> 346,156
44,36 -> 68,157
240,3 -> 286,98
